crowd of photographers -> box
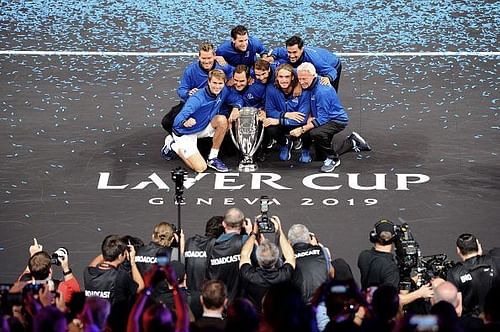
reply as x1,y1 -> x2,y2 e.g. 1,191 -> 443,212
1,209 -> 499,332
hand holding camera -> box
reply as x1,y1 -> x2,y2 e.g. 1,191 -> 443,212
256,196 -> 275,234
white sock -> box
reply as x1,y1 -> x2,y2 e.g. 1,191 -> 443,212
208,148 -> 219,160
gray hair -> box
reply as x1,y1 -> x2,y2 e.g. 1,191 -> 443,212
256,240 -> 280,268
297,62 -> 317,77
224,208 -> 245,229
287,224 -> 310,245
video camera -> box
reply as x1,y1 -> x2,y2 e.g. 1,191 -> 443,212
256,196 -> 275,233
393,223 -> 454,290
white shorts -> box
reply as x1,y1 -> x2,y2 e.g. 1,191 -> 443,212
173,123 -> 215,158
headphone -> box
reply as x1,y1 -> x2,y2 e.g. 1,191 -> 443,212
369,219 -> 396,245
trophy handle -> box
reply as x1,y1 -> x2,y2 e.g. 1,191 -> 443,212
248,120 -> 264,156
229,120 -> 241,150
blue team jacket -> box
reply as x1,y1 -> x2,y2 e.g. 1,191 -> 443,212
264,84 -> 310,126
308,78 -> 348,128
272,46 -> 341,82
216,35 -> 268,67
173,86 -> 243,136
177,61 -> 234,102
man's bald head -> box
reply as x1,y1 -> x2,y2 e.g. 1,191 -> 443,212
432,281 -> 462,316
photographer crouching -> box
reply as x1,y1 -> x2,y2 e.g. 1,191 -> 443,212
357,220 -> 434,309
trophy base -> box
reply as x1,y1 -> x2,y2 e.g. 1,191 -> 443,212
238,162 -> 258,172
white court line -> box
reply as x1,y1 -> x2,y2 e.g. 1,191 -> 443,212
0,50 -> 499,57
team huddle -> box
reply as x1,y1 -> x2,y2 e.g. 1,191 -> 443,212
160,25 -> 371,173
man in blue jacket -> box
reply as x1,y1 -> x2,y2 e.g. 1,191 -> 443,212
262,63 -> 310,162
161,42 -> 233,160
177,42 -> 234,103
271,35 -> 342,92
216,25 -> 272,67
227,64 -> 266,109
162,69 -> 243,173
292,62 -> 371,173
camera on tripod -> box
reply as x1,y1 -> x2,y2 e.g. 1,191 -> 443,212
257,196 -> 275,233
171,167 -> 188,199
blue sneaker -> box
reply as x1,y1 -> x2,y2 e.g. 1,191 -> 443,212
349,132 -> 371,152
207,157 -> 229,172
279,139 -> 292,161
320,158 -> 340,173
299,149 -> 312,163
160,135 -> 175,160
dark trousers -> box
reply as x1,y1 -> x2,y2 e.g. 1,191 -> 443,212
331,62 -> 342,92
303,120 -> 352,159
262,124 -> 300,149
161,101 -> 185,134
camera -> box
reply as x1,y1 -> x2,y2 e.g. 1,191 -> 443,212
50,247 -> 68,266
171,167 -> 188,198
393,224 -> 453,289
257,196 -> 275,233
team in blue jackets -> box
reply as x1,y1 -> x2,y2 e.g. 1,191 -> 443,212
291,62 -> 371,173
161,27 -> 373,173
272,35 -> 342,91
163,69 -> 243,173
216,25 -> 273,67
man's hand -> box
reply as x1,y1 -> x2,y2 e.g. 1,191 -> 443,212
309,232 -> 319,245
215,55 -> 227,66
416,283 -> 434,299
261,54 -> 274,63
270,216 -> 282,234
188,88 -> 199,96
242,218 -> 253,235
285,112 -> 305,123
183,118 -> 196,128
289,127 -> 302,138
55,248 -> 70,271
229,108 -> 240,122
263,118 -> 279,127
257,110 -> 266,121
29,238 -> 43,257
127,244 -> 136,262
320,76 -> 331,85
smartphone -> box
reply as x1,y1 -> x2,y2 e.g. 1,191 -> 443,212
156,250 -> 170,266
409,315 -> 439,332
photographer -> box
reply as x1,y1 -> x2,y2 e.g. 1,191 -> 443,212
357,220 -> 433,306
134,222 -> 185,304
239,215 -> 296,311
184,215 -> 224,319
288,224 -> 334,303
135,222 -> 184,274
18,238 -> 81,305
206,208 -> 252,301
84,234 -> 144,305
446,233 -> 500,317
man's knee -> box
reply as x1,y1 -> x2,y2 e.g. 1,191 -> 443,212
212,115 -> 228,130
193,164 -> 207,173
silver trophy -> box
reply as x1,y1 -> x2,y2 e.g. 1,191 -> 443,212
229,107 -> 265,172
